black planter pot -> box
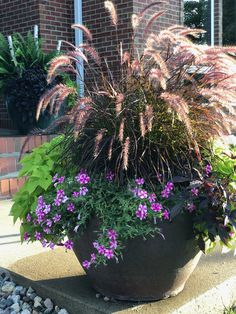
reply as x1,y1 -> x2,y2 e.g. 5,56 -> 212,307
6,97 -> 64,135
71,214 -> 202,301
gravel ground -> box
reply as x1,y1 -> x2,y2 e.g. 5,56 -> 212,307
0,271 -> 69,314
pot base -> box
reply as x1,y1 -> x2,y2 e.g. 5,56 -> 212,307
92,281 -> 187,302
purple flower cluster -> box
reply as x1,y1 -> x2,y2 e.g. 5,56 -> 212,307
53,174 -> 65,187
135,178 -> 145,185
54,189 -> 68,206
80,186 -> 88,196
53,214 -> 61,223
64,239 -> 74,250
75,170 -> 90,185
136,204 -> 148,220
67,202 -> 75,212
83,229 -> 118,269
191,188 -> 199,197
187,203 -> 196,213
149,193 -> 156,203
151,202 -> 162,212
132,178 -> 172,221
161,182 -> 174,199
106,171 -> 115,182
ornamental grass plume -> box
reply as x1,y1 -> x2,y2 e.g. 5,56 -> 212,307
37,1 -> 236,184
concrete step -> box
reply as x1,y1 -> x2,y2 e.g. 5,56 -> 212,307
0,155 -> 22,176
0,135 -> 54,154
0,173 -> 26,199
5,248 -> 236,314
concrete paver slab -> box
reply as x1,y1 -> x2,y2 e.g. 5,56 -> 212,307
0,200 -> 46,268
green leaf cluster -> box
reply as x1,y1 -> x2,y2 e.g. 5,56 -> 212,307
211,143 -> 236,192
10,136 -> 64,240
0,31 -> 56,97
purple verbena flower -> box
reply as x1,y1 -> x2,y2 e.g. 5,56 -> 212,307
187,203 -> 196,213
137,189 -> 148,199
90,253 -> 96,262
35,231 -> 42,241
64,240 -> 74,250
109,240 -> 118,249
36,208 -> 45,223
80,186 -> 88,196
48,241 -> 55,250
23,232 -> 29,241
166,182 -> 174,191
72,191 -> 80,198
26,213 -> 31,222
191,188 -> 199,197
205,164 -> 212,176
97,245 -> 106,255
135,178 -> 145,185
148,193 -> 156,203
62,196 -> 69,203
54,197 -> 62,207
42,239 -> 47,248
106,171 -> 114,182
53,214 -> 61,223
151,202 -> 163,212
43,227 -> 51,234
52,173 -> 58,183
38,195 -> 44,205
46,219 -> 52,227
161,189 -> 170,199
44,204 -> 51,214
162,210 -> 170,220
82,260 -> 90,269
104,249 -> 114,259
136,204 -> 148,220
75,172 -> 90,185
67,202 -> 75,212
57,176 -> 65,184
93,241 -> 99,249
108,229 -> 117,240
57,189 -> 65,198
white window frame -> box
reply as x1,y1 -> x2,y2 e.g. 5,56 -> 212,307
210,0 -> 215,46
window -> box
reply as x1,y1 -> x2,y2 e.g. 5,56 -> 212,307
184,0 -> 236,46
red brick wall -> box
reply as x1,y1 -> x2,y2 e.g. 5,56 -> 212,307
39,0 -> 74,52
0,0 -> 40,35
133,0 -> 182,53
82,0 -> 182,81
0,0 -> 74,129
0,0 -> 182,129
82,0 -> 134,78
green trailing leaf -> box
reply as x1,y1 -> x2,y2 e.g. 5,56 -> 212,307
10,136 -> 64,224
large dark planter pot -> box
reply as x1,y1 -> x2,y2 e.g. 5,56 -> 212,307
6,97 -> 64,135
71,214 -> 202,301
